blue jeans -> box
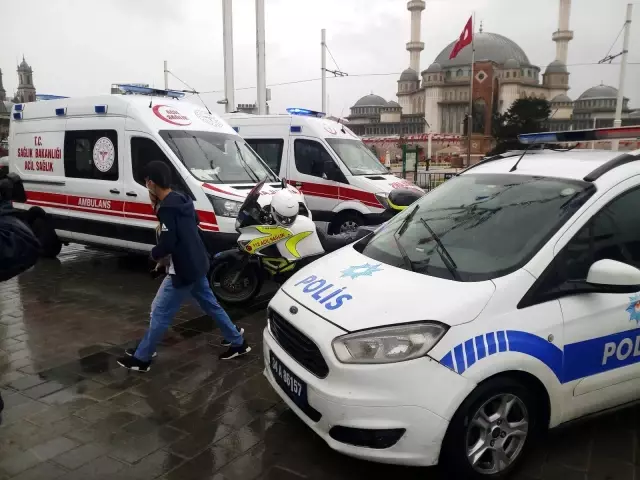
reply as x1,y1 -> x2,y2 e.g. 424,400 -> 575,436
135,275 -> 243,362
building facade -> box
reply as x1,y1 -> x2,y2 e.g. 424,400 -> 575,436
348,0 -> 638,144
0,57 -> 37,141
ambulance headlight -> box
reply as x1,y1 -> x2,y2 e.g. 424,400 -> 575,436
208,195 -> 243,218
332,322 -> 448,364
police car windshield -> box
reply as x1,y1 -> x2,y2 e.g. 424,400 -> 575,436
159,131 -> 277,184
358,173 -> 595,282
326,138 -> 388,175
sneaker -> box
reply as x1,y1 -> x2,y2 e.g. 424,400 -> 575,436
220,327 -> 245,347
117,355 -> 151,372
219,341 -> 252,360
125,346 -> 157,358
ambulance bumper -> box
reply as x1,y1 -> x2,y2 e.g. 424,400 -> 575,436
262,292 -> 475,467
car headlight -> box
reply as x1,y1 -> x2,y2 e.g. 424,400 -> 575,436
375,192 -> 389,208
208,195 -> 243,218
332,322 -> 448,364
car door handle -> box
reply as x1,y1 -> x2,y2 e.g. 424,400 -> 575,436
126,191 -> 138,197
109,189 -> 120,195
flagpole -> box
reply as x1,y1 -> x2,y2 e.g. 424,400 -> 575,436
467,13 -> 475,167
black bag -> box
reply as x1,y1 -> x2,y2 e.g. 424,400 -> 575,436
0,212 -> 41,282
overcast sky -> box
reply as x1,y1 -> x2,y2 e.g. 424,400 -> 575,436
1,0 -> 638,117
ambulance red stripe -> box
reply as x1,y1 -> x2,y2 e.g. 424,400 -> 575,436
288,181 -> 383,208
24,191 -> 219,229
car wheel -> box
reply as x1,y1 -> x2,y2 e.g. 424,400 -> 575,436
30,216 -> 62,258
440,377 -> 540,479
328,211 -> 364,235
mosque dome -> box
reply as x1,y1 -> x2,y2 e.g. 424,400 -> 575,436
353,94 -> 387,107
504,58 -> 520,69
431,32 -> 530,68
551,93 -> 572,103
386,100 -> 401,108
578,84 -> 619,100
545,60 -> 568,74
424,62 -> 443,73
399,68 -> 419,82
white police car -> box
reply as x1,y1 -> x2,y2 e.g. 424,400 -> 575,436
263,126 -> 640,478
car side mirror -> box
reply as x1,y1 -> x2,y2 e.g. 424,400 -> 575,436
586,259 -> 640,293
281,177 -> 288,189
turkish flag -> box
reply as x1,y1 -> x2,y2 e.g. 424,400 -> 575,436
449,17 -> 473,60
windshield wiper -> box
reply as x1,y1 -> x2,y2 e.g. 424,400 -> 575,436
392,204 -> 420,272
420,218 -> 460,281
234,142 -> 261,182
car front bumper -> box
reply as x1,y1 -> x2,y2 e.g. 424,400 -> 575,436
262,291 -> 475,466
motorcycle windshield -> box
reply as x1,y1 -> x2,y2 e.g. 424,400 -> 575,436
236,178 -> 266,228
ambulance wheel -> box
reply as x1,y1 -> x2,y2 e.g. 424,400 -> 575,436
328,211 -> 364,234
440,377 -> 541,479
209,259 -> 262,305
30,216 -> 62,258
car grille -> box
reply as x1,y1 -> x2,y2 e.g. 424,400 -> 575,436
268,308 -> 329,378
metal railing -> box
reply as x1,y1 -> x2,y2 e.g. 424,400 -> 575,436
414,171 -> 456,191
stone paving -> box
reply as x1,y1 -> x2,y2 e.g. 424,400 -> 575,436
0,246 -> 639,479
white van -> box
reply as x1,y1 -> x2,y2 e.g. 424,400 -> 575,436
225,109 -> 420,234
263,126 -> 640,478
8,86 -> 306,258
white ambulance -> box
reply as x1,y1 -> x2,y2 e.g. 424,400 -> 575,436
263,126 -> 640,478
225,108 -> 420,234
8,85 -> 306,258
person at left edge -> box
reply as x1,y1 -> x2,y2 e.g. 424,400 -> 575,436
117,161 -> 250,373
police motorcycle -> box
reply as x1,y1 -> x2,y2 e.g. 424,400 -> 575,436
209,179 -> 424,304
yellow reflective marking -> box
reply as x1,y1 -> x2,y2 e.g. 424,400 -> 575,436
386,197 -> 407,211
246,226 -> 292,252
285,231 -> 313,258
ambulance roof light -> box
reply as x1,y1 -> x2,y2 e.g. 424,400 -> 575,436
115,84 -> 185,99
13,112 -> 21,120
55,108 -> 66,116
95,105 -> 107,114
518,126 -> 640,145
286,107 -> 325,118
14,104 -> 23,112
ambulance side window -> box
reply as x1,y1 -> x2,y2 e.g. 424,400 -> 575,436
294,139 -> 341,180
63,130 -> 118,181
130,137 -> 194,199
246,139 -> 283,174
546,187 -> 640,290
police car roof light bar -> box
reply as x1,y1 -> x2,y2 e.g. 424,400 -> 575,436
518,126 -> 640,145
36,94 -> 69,101
286,107 -> 326,118
116,84 -> 186,99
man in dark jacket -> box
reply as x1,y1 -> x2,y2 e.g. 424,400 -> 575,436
117,161 -> 249,372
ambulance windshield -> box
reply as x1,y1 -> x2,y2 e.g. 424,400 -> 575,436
326,138 -> 388,175
160,131 -> 278,184
357,173 -> 595,282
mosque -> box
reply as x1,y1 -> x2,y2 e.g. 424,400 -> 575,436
348,0 -> 640,156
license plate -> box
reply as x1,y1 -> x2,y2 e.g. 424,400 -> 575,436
269,351 -> 308,408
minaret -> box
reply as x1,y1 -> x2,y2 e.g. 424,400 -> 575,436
0,68 -> 6,102
16,56 -> 36,103
552,0 -> 573,64
406,0 -> 425,73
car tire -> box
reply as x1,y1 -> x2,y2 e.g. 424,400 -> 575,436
440,376 -> 541,480
328,211 -> 364,235
30,216 -> 62,259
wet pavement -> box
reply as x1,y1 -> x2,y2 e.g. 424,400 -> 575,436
1,246 -> 640,479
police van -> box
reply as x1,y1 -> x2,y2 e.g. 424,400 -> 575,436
263,126 -> 640,478
7,85 -> 306,258
225,109 -> 420,234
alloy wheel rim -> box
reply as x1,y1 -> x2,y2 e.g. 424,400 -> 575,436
465,393 -> 529,475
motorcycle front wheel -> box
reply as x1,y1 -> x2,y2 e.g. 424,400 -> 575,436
209,258 -> 263,305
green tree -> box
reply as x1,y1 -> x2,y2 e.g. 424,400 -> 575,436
489,98 -> 551,155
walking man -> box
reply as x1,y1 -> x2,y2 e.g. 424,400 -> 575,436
117,161 -> 250,372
